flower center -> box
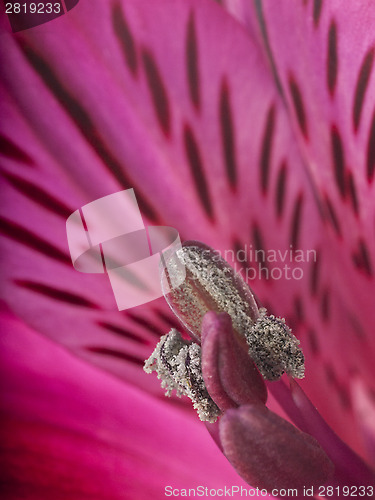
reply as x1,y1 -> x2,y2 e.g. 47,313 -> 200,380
145,241 -> 304,421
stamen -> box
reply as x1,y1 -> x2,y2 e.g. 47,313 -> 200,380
144,329 -> 221,422
248,308 -> 305,381
161,242 -> 305,381
161,241 -> 259,342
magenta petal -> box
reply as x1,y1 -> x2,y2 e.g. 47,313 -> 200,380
218,0 -> 375,452
0,310 -> 250,498
1,0 -> 328,413
201,311 -> 267,411
219,404 -> 334,492
288,379 -> 375,487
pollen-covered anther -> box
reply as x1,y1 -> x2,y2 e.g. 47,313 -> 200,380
247,308 -> 305,381
144,329 -> 221,422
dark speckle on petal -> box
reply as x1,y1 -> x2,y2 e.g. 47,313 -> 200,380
324,195 -> 342,237
0,135 -> 34,166
112,3 -> 138,76
353,48 -> 374,133
320,288 -> 330,322
352,239 -> 373,277
367,109 -> 375,183
142,48 -> 171,138
290,192 -> 304,250
3,171 -> 71,218
346,170 -> 359,216
327,21 -> 338,98
220,79 -> 238,190
330,125 -> 346,198
0,217 -> 71,265
184,123 -> 214,220
313,0 -> 323,28
15,280 -> 101,309
260,104 -> 276,195
87,346 -> 145,367
252,222 -> 268,271
98,321 -> 149,345
288,75 -> 309,140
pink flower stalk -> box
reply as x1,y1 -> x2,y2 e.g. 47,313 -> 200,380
1,0 -> 375,498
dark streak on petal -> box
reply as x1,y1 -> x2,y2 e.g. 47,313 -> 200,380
136,193 -> 159,223
275,160 -> 287,218
254,0 -> 284,97
184,123 -> 214,220
260,104 -> 275,195
156,309 -> 186,333
252,223 -> 268,270
352,239 -> 373,277
97,321 -> 149,345
327,21 -> 338,98
112,3 -> 138,76
369,389 -> 375,403
85,346 -> 144,367
186,12 -> 200,111
367,109 -> 375,183
15,280 -> 101,309
325,363 -> 336,385
288,75 -> 309,140
0,217 -> 71,265
3,171 -> 71,218
220,79 -> 238,189
353,48 -> 374,133
0,135 -> 34,166
99,243 -> 107,274
330,125 -> 346,198
290,192 -> 304,250
313,0 -> 323,28
338,386 -> 351,410
309,249 -> 321,296
142,48 -> 171,138
325,364 -> 351,409
349,314 -> 367,340
324,196 -> 342,237
320,288 -> 330,322
22,46 -> 159,222
294,296 -> 305,323
307,328 -> 320,356
346,170 -> 359,216
126,310 -> 165,337
315,193 -> 328,223
233,238 -> 248,266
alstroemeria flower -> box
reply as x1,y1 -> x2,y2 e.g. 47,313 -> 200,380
1,0 -> 375,498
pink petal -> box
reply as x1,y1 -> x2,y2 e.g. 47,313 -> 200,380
288,379 -> 375,487
1,0 -> 373,466
0,309 -> 252,499
219,0 -> 375,455
0,0 -> 320,401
